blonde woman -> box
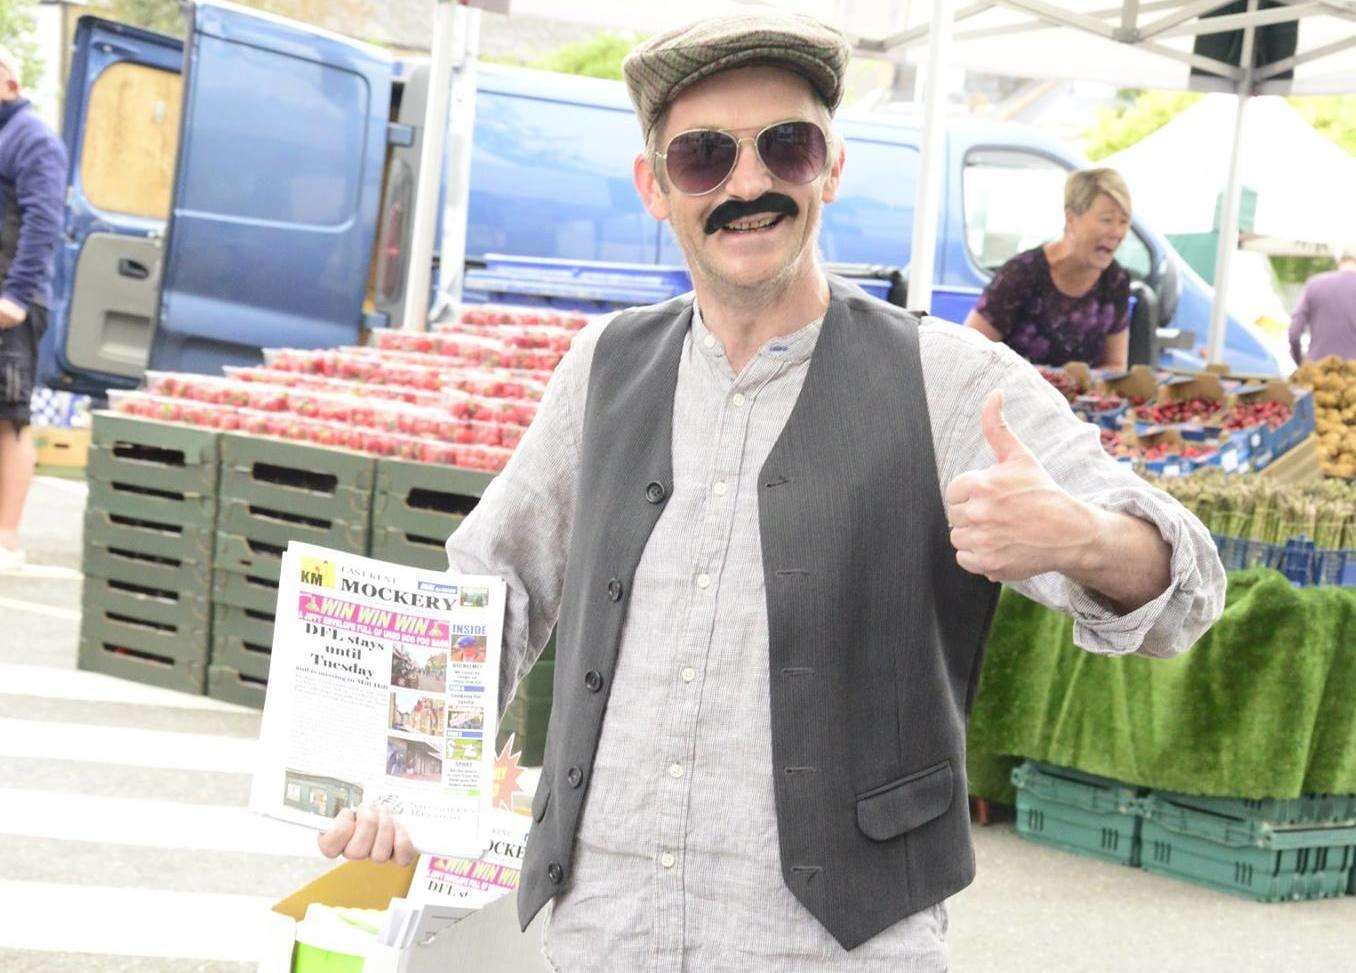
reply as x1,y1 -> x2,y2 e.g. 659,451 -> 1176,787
965,168 -> 1133,370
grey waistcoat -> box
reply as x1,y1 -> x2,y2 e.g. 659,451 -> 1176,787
518,276 -> 1001,951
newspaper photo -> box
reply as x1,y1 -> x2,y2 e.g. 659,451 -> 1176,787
249,541 -> 506,857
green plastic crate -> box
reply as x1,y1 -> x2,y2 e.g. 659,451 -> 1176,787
83,574 -> 209,631
217,497 -> 368,555
213,567 -> 282,616
82,543 -> 212,602
370,524 -> 453,572
373,458 -> 488,539
214,532 -> 286,583
1148,790 -> 1356,827
213,602 -> 276,647
220,433 -> 376,492
83,506 -> 214,566
1140,818 -> 1355,902
1015,786 -> 1142,867
1010,761 -> 1143,816
87,477 -> 217,530
211,629 -> 272,682
219,463 -> 371,525
90,412 -> 219,487
78,617 -> 208,695
207,664 -> 267,709
79,601 -> 209,658
1140,794 -> 1356,850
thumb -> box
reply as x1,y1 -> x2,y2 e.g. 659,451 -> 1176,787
981,389 -> 1025,463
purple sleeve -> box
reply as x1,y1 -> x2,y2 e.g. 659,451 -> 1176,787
1288,287 -> 1310,364
974,258 -> 1028,336
2,124 -> 68,309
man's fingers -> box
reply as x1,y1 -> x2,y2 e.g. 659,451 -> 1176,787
393,822 -> 417,867
948,525 -> 980,552
944,471 -> 981,508
317,808 -> 356,859
980,389 -> 1026,463
344,805 -> 380,859
371,811 -> 396,863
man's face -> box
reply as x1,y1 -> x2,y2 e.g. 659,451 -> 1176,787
634,66 -> 844,299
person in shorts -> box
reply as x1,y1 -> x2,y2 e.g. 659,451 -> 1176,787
0,45 -> 67,570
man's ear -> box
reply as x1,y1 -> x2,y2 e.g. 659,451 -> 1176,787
634,152 -> 672,221
820,139 -> 846,205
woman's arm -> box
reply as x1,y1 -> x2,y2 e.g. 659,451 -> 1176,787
1100,328 -> 1129,371
964,308 -> 1004,342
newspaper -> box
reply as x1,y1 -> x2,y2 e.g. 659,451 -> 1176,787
250,541 -> 506,857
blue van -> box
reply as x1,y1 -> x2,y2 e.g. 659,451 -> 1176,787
41,3 -> 1280,397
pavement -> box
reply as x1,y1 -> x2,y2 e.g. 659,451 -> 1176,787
1,474 -> 1352,970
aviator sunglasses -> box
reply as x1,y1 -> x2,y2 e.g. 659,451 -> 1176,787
653,119 -> 831,197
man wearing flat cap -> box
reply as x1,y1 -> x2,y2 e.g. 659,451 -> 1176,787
323,10 -> 1225,968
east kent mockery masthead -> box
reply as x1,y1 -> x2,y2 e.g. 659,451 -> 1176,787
340,577 -> 460,612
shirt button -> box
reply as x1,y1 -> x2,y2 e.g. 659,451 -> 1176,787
731,392 -> 746,407
681,666 -> 696,683
712,479 -> 728,496
548,862 -> 564,884
584,670 -> 603,693
703,334 -> 716,349
645,480 -> 666,504
566,766 -> 584,788
659,852 -> 676,869
668,763 -> 684,779
607,578 -> 623,601
695,573 -> 711,589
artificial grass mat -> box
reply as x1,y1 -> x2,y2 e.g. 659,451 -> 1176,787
966,567 -> 1356,806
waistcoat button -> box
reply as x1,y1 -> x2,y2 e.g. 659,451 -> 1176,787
567,766 -> 584,788
645,481 -> 667,503
584,670 -> 603,692
607,578 -> 623,601
547,862 -> 564,884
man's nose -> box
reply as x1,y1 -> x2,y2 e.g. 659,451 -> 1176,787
724,138 -> 774,200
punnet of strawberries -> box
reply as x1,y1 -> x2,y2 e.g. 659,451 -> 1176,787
1036,366 -> 1080,403
1138,397 -> 1221,425
1221,399 -> 1292,431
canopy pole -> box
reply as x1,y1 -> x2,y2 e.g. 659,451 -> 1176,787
906,0 -> 955,315
402,0 -> 463,331
436,5 -> 481,317
1205,0 -> 1258,364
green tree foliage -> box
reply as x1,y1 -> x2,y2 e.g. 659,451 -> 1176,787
0,0 -> 44,87
1083,90 -> 1202,161
530,31 -> 643,81
1288,95 -> 1356,155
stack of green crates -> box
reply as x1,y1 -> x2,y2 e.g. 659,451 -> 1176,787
79,413 -> 218,695
371,457 -> 552,764
209,434 -> 375,707
1139,791 -> 1356,902
1011,761 -> 1145,867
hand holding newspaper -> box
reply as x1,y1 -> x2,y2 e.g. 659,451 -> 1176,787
250,542 -> 506,858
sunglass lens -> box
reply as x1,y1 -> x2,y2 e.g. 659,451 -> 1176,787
757,122 -> 827,185
665,130 -> 738,195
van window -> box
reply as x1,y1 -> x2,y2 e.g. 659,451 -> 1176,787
80,62 -> 182,220
177,38 -> 366,227
964,148 -> 1154,279
467,91 -> 652,263
819,137 -> 917,265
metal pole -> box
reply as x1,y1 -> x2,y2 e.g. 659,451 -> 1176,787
907,0 -> 955,315
402,0 -> 460,331
1206,0 -> 1258,364
437,6 -> 481,314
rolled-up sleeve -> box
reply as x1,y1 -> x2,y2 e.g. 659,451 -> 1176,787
926,325 -> 1227,659
444,318 -> 605,711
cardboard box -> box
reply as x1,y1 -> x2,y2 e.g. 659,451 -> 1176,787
1099,365 -> 1159,407
34,426 -> 91,468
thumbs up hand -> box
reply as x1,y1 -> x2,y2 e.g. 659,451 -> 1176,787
944,390 -> 1099,583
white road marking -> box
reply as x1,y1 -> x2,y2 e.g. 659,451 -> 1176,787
0,594 -> 81,620
35,474 -> 89,496
0,717 -> 259,773
0,662 -> 253,712
0,563 -> 85,581
0,787 -> 319,857
0,880 -> 279,961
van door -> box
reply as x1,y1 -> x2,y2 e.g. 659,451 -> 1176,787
149,1 -> 393,374
39,17 -> 184,396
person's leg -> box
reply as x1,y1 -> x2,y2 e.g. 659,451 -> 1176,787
0,418 -> 36,551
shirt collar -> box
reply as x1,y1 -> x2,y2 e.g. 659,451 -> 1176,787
690,299 -> 823,366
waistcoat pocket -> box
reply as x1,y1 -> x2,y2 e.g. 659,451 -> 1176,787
855,759 -> 954,842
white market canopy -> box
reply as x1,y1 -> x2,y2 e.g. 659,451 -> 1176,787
1104,92 -> 1356,252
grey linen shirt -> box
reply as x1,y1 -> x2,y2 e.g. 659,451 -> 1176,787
446,301 -> 1226,972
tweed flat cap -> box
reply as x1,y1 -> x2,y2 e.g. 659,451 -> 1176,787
623,11 -> 852,139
